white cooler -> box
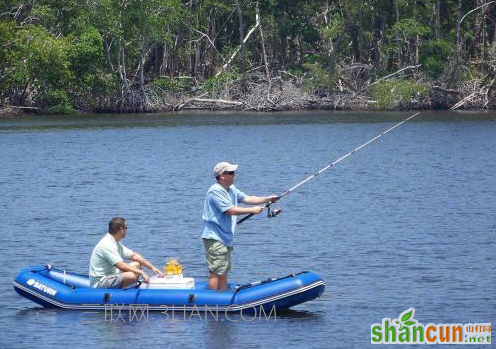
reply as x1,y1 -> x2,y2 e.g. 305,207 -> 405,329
140,275 -> 195,289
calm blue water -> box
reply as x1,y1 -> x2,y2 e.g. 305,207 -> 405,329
0,111 -> 495,348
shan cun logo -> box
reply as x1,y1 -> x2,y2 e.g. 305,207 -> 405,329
26,279 -> 57,296
372,308 -> 491,344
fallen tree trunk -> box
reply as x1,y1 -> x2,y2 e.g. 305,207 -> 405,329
175,97 -> 243,110
191,98 -> 243,105
10,105 -> 41,110
450,92 -> 477,110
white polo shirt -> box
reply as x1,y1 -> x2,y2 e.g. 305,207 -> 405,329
89,233 -> 133,287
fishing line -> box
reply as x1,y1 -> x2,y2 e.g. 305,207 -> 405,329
237,111 -> 422,225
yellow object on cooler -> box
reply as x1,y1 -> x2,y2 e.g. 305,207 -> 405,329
164,258 -> 183,278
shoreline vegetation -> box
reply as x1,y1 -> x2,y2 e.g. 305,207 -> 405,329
1,1 -> 496,116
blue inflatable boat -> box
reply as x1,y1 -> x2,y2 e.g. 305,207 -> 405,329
14,265 -> 325,312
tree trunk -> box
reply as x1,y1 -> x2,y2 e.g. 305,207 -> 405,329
455,0 -> 462,47
120,45 -> 129,91
160,39 -> 168,77
358,6 -> 363,63
372,10 -> 383,68
415,34 -> 419,65
235,0 -> 246,71
118,40 -> 130,111
394,0 -> 401,67
256,3 -> 271,100
448,0 -> 463,88
467,1 -> 492,57
433,0 -> 441,39
103,35 -> 115,73
139,40 -> 146,109
346,11 -> 360,64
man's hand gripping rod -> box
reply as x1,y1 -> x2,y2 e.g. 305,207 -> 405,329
237,112 -> 421,225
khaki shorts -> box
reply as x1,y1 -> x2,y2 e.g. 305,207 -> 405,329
203,239 -> 232,275
97,274 -> 124,289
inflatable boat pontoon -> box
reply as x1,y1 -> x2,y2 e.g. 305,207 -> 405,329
14,265 -> 325,312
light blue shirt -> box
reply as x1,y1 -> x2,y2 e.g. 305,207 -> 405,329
202,183 -> 247,247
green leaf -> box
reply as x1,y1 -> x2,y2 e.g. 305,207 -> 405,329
401,310 -> 413,322
404,321 -> 416,326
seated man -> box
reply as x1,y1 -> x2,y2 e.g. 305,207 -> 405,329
89,217 -> 164,288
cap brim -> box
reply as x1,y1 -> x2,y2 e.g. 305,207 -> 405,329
226,164 -> 238,172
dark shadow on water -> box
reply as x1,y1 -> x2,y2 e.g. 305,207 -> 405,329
15,307 -> 66,324
15,307 -> 82,318
16,307 -> 55,316
275,308 -> 325,319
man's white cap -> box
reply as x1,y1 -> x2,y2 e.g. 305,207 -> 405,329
213,162 -> 238,176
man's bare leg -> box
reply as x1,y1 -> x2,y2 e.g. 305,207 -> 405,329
120,261 -> 142,287
208,272 -> 228,291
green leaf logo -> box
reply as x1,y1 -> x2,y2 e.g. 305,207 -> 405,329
402,310 -> 413,322
394,308 -> 418,329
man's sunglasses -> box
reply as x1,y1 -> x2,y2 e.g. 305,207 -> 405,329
223,171 -> 235,175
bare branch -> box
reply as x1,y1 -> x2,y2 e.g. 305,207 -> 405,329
191,28 -> 227,64
460,1 -> 495,24
363,65 -> 422,91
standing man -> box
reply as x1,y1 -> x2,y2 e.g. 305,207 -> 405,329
202,162 -> 278,291
89,217 -> 164,288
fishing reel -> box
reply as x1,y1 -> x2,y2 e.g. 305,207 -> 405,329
267,205 -> 282,218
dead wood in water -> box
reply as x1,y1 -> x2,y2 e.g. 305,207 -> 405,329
433,86 -> 463,94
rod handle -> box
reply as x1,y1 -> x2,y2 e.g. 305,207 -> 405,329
237,212 -> 255,225
237,200 -> 275,225
237,196 -> 281,225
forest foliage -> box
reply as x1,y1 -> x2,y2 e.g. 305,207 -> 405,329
1,0 -> 495,112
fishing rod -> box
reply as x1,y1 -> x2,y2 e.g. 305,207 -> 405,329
237,111 -> 422,225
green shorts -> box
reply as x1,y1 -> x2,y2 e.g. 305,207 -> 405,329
203,239 -> 233,275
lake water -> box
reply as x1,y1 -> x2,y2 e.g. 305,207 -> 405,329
1,110 -> 495,348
